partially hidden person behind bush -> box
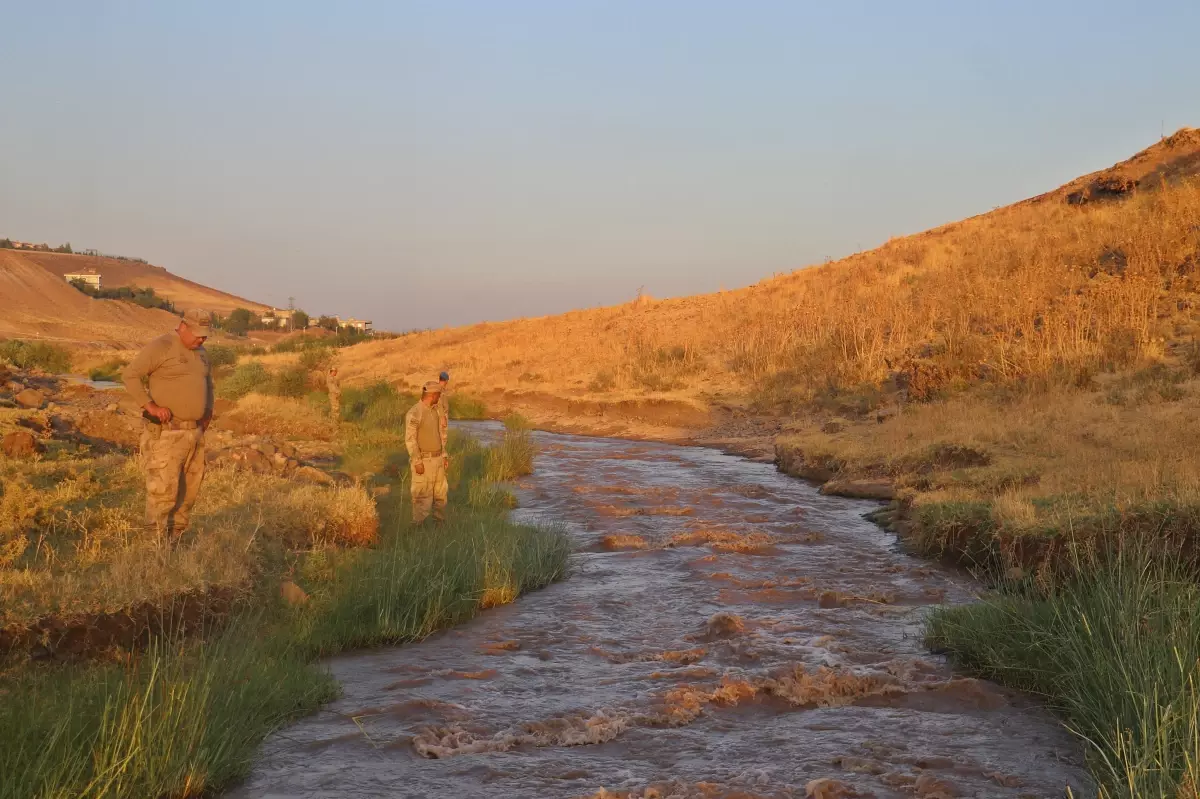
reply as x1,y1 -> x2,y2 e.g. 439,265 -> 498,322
121,308 -> 214,540
404,380 -> 449,525
327,366 -> 341,420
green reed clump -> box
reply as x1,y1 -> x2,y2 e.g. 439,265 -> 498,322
928,540 -> 1200,797
215,361 -> 270,400
447,393 -> 487,420
0,615 -> 335,799
299,512 -> 570,655
485,414 -> 536,482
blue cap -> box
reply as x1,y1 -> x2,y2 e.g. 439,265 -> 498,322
439,371 -> 450,381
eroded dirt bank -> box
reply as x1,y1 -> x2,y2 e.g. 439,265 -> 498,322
228,426 -> 1088,798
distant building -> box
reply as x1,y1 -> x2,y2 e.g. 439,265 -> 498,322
263,308 -> 294,329
337,317 -> 373,333
64,269 -> 102,290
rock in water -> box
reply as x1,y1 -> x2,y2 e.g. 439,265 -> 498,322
805,778 -> 857,799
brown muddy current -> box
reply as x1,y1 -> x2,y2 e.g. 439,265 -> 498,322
230,426 -> 1090,798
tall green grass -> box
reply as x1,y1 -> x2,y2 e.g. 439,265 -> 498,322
0,616 -> 336,799
87,359 -> 127,383
301,512 -> 569,654
338,380 -> 417,427
448,393 -> 487,420
928,542 -> 1200,797
485,414 -> 536,482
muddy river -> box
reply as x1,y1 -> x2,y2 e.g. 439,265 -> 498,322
230,426 -> 1090,798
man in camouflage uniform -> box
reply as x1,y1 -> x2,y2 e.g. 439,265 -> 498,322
327,366 -> 342,420
405,381 -> 449,525
122,308 -> 214,538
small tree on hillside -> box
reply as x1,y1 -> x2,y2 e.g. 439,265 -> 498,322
292,310 -> 310,330
226,307 -> 255,336
317,315 -> 339,332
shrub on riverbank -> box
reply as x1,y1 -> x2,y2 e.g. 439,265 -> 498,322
0,339 -> 72,374
928,543 -> 1200,797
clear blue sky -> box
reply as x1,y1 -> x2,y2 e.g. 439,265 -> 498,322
2,2 -> 1197,330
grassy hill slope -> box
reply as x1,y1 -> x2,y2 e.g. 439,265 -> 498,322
341,128 -> 1200,434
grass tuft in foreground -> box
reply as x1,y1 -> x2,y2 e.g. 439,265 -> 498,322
0,618 -> 336,799
928,541 -> 1200,798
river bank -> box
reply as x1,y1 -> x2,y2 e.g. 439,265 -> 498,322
0,370 -> 570,799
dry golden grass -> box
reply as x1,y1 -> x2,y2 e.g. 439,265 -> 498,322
779,368 -> 1200,529
0,457 -> 377,627
217,392 -> 336,440
338,133 -> 1200,420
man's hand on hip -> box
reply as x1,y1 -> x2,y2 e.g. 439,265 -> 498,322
144,402 -> 172,423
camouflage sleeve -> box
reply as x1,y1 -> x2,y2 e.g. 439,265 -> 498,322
121,337 -> 168,408
439,395 -> 449,438
202,358 -> 214,422
404,405 -> 420,460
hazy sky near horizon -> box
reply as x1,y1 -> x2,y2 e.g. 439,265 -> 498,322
2,2 -> 1197,330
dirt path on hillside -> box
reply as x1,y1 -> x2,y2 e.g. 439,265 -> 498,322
229,426 -> 1089,798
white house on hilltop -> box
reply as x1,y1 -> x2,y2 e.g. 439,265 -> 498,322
64,269 -> 102,290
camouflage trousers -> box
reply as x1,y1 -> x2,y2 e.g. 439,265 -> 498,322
410,455 -> 448,524
328,388 -> 341,420
139,423 -> 207,537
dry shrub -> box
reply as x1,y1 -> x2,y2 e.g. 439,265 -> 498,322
198,466 -> 378,548
216,392 -> 335,440
0,457 -> 377,626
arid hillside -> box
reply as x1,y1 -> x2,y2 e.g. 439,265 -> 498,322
20,250 -> 269,316
0,248 -> 271,351
339,128 -> 1200,437
0,249 -> 179,347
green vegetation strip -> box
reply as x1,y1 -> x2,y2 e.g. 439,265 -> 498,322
0,419 -> 569,799
928,538 -> 1200,797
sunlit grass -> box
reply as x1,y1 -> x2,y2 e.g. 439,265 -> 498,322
929,541 -> 1200,798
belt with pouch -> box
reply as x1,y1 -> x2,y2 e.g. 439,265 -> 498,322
143,412 -> 201,430
419,449 -> 444,457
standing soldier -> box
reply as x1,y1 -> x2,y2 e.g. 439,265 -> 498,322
436,370 -> 450,440
122,308 -> 214,539
404,381 -> 449,525
327,366 -> 342,420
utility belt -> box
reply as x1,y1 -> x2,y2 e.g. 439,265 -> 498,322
143,412 -> 202,431
418,449 -> 444,458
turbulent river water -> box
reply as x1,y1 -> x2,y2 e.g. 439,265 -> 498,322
231,425 -> 1090,798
